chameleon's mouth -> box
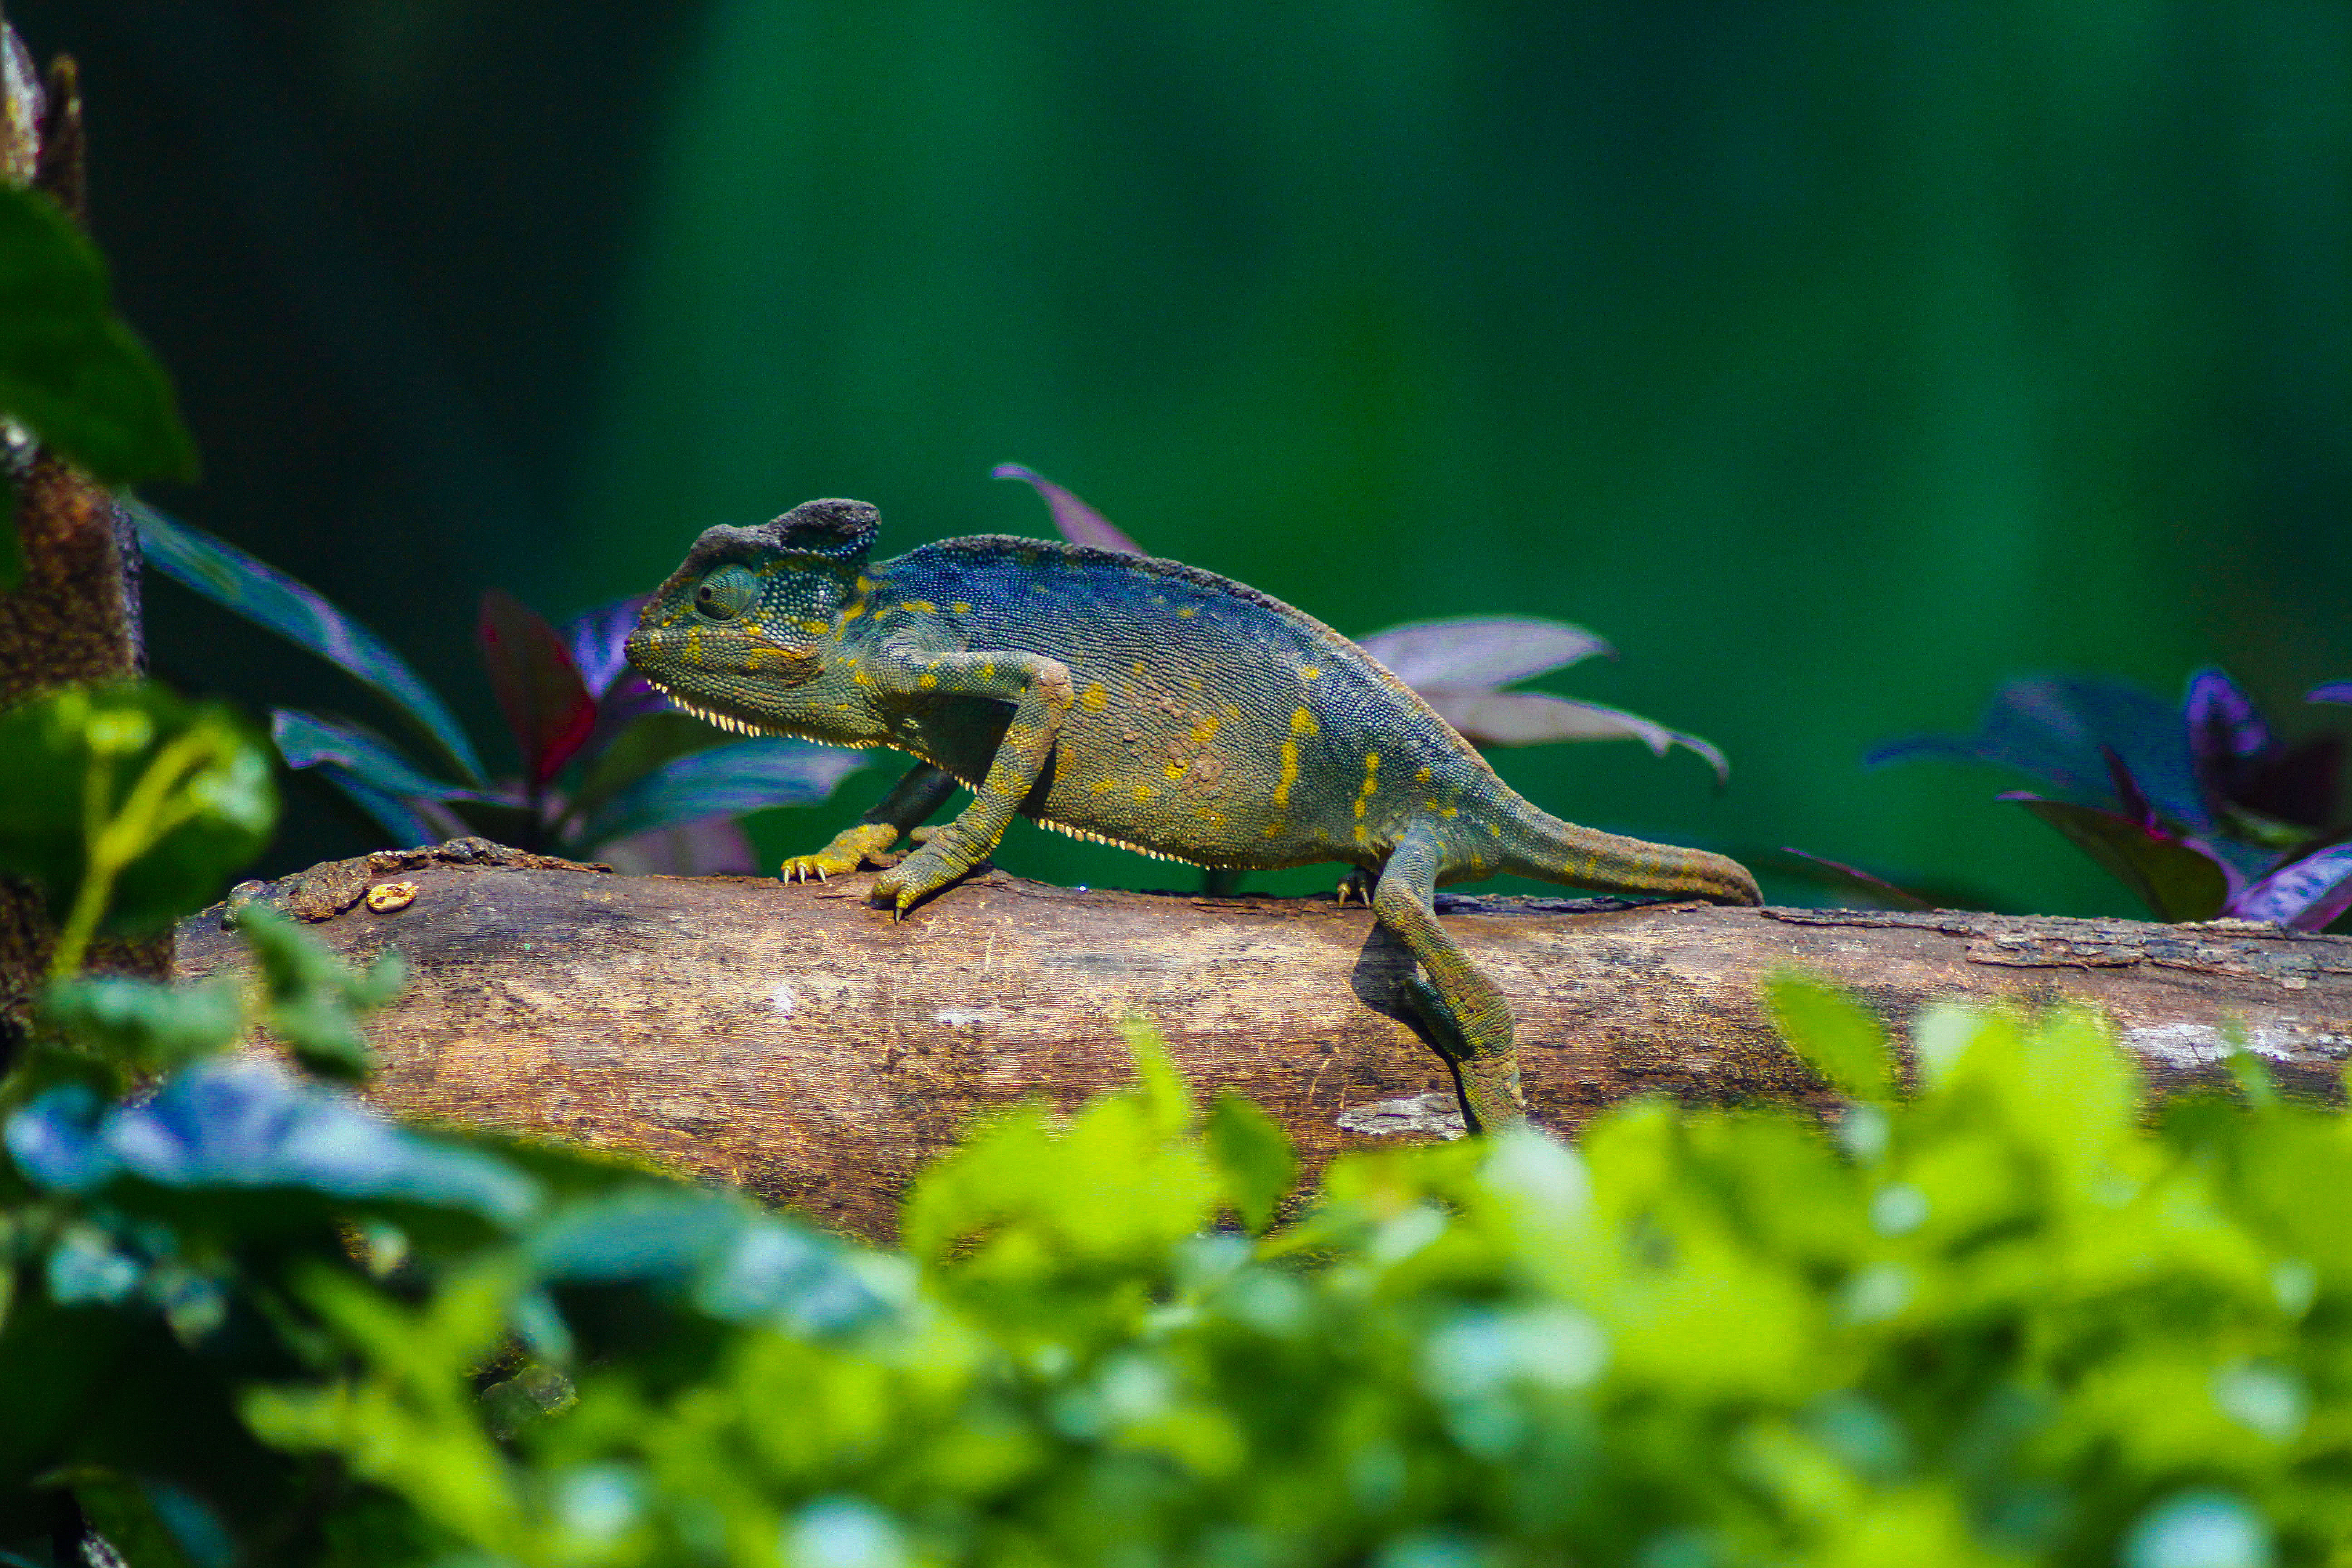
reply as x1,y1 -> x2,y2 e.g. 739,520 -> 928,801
638,677 -> 771,736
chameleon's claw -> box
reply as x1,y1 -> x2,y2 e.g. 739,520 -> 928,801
815,865 -> 828,882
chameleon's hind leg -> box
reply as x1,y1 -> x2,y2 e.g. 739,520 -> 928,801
1372,825 -> 1525,1133
782,762 -> 958,882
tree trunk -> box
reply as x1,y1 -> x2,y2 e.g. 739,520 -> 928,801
0,37 -> 165,1055
176,844 -> 2352,1242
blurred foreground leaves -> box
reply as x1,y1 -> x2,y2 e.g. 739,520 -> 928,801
7,914 -> 2352,1563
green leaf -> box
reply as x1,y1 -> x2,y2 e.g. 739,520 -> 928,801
0,185 -> 196,486
1764,970 -> 1894,1103
565,710 -> 732,825
0,682 -> 275,935
1205,1090 -> 1297,1233
136,505 -> 487,784
2007,795 -> 2230,922
579,737 -> 867,847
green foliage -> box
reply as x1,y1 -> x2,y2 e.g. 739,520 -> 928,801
0,682 -> 274,970
12,959 -> 2352,1566
0,184 -> 196,589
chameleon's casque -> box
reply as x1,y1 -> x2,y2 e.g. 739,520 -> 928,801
626,498 -> 1760,1129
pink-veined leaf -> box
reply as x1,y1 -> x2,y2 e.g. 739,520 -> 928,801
2227,843 -> 2352,931
992,463 -> 1146,554
2310,681 -> 2352,706
1423,691 -> 1729,784
477,588 -> 598,787
1773,847 -> 1934,910
1355,616 -> 1612,693
564,593 -> 653,698
2003,793 -> 2229,922
595,817 -> 760,877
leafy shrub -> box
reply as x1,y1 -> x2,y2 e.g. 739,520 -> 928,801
7,911 -> 2350,1566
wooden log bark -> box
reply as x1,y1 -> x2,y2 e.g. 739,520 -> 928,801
173,843 -> 2352,1241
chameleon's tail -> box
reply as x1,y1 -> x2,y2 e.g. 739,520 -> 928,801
1492,796 -> 1761,906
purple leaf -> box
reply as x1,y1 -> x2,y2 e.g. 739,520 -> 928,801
2310,681 -> 2352,706
1424,691 -> 1729,784
992,463 -> 1147,554
2004,793 -> 2230,922
1774,847 -> 1934,910
136,505 -> 486,784
564,593 -> 653,698
2184,667 -> 2272,762
1870,676 -> 2210,833
2227,843 -> 2352,930
580,738 -> 870,846
1356,616 -> 1612,693
594,817 -> 760,876
478,588 -> 598,787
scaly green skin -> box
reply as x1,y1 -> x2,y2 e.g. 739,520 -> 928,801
625,499 -> 1762,1131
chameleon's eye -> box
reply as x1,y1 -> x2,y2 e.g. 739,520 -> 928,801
694,564 -> 759,621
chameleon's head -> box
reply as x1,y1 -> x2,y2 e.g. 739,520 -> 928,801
624,498 -> 879,732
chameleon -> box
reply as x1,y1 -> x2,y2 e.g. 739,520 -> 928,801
623,498 -> 1762,1132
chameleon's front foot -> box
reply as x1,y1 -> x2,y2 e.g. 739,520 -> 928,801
780,822 -> 902,884
870,822 -> 990,919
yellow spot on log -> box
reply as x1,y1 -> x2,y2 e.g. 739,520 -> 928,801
1081,683 -> 1109,713
1290,706 -> 1319,737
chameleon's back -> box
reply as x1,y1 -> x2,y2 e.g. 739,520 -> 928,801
872,535 -> 1509,872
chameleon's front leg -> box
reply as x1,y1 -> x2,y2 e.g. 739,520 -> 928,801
870,644 -> 1075,916
1372,824 -> 1526,1134
781,761 -> 959,882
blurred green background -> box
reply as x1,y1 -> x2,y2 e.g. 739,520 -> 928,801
23,1 -> 2351,913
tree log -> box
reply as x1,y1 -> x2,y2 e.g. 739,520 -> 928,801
176,844 -> 2352,1241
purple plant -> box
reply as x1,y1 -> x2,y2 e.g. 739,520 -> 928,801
1871,671 -> 2352,929
136,508 -> 868,873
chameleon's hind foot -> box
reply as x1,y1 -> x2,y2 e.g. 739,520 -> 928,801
1403,973 -> 1526,1135
1336,868 -> 1375,906
781,822 -> 901,883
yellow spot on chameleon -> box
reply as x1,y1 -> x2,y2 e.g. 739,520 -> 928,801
952,602 -> 971,614
1081,683 -> 1109,712
1415,766 -> 1431,784
1441,805 -> 1459,819
1274,740 -> 1298,807
1290,706 -> 1319,737
1299,666 -> 1321,681
1190,715 -> 1220,745
1133,784 -> 1156,802
856,576 -> 873,594
853,671 -> 872,686
800,618 -> 829,636
1132,661 -> 1147,675
919,674 -> 938,690
901,599 -> 937,613
1177,606 -> 1196,618
1164,763 -> 1187,780
1263,821 -> 1284,838
980,662 -> 995,680
1091,778 -> 1117,793
839,600 -> 865,624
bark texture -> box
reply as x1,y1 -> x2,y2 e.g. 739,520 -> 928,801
0,40 -> 165,1054
176,846 -> 2352,1242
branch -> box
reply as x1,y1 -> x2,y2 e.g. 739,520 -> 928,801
176,843 -> 2352,1240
